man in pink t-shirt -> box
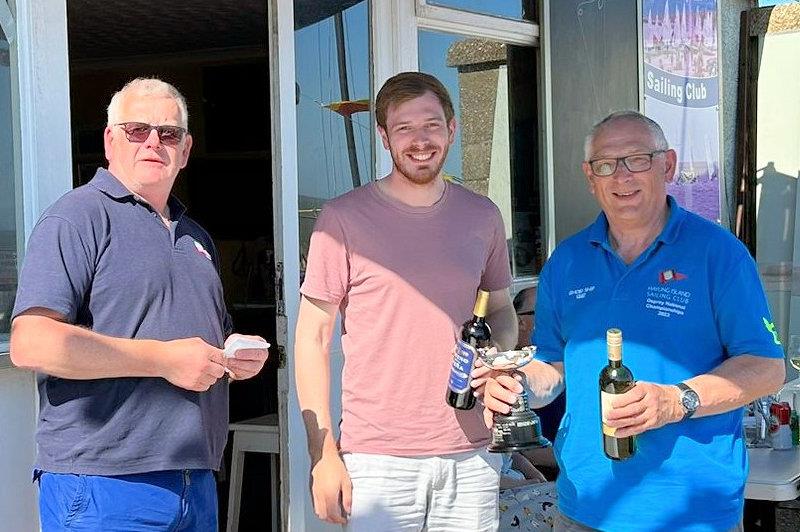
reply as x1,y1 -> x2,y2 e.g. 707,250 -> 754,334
295,72 -> 517,531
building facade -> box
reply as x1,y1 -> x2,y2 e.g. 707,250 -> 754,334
0,1 -> 758,529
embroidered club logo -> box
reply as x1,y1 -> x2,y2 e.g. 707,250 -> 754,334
194,240 -> 212,261
659,269 -> 687,284
763,317 -> 782,345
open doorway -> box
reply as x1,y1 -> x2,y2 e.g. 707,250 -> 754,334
66,1 -> 278,529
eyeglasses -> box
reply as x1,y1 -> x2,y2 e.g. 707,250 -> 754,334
588,150 -> 666,177
115,122 -> 187,146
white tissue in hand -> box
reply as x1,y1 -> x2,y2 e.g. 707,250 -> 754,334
224,338 -> 271,358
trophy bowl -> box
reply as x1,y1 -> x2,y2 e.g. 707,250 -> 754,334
479,345 -> 551,453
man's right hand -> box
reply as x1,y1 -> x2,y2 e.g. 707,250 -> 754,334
310,451 -> 352,525
159,337 -> 227,392
473,363 -> 525,429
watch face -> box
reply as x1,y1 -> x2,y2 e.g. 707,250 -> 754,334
682,390 -> 700,411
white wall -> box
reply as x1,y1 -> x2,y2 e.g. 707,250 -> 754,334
0,364 -> 37,530
754,27 -> 800,375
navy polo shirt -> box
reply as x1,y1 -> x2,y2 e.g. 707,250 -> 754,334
534,196 -> 783,531
13,168 -> 233,475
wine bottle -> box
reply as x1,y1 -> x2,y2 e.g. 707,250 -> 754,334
599,328 -> 636,460
446,290 -> 492,410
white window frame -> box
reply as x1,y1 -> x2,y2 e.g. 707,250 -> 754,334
15,0 -> 72,240
416,0 -> 538,47
0,0 -> 72,358
539,0 -> 555,259
0,0 -> 15,357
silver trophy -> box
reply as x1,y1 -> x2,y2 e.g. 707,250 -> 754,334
479,345 -> 551,452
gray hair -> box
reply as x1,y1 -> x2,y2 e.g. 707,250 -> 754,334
107,77 -> 189,129
583,110 -> 669,160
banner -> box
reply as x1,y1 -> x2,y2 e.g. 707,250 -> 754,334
642,0 -> 721,222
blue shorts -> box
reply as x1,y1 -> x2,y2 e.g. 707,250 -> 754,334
36,469 -> 217,531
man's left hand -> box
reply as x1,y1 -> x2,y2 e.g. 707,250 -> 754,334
604,382 -> 683,438
224,334 -> 270,380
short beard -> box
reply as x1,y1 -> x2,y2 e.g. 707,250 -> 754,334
389,142 -> 449,185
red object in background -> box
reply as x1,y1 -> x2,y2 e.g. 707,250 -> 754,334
771,402 -> 791,425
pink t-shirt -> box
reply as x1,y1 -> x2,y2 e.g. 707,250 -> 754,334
300,180 -> 512,456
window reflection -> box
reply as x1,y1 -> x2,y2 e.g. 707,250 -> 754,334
294,0 -> 372,275
0,35 -> 17,338
419,31 -> 542,278
426,0 -> 536,22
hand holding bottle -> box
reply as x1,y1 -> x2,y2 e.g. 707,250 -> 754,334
446,290 -> 492,410
603,381 -> 686,439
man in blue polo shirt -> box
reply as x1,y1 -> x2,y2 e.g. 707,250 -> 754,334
10,78 -> 269,531
476,111 -> 785,531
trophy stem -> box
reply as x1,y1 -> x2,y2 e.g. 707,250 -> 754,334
488,372 -> 551,452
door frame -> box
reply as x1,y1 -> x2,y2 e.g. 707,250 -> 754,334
2,0 -> 72,529
267,0 -> 303,529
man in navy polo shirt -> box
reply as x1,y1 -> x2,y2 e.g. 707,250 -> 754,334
10,78 -> 269,531
477,111 -> 785,531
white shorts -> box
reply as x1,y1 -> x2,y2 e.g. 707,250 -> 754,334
342,449 -> 502,532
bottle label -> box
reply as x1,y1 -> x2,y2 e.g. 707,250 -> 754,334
448,340 -> 477,393
600,391 -> 617,436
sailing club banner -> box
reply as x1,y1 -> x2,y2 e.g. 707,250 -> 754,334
642,0 -> 721,223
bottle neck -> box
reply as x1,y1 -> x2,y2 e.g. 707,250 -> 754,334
473,290 -> 490,317
473,315 -> 486,324
608,358 -> 622,368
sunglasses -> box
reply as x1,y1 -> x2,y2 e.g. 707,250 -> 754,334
115,122 -> 187,146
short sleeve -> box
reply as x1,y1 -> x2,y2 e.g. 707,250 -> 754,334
12,216 -> 96,323
532,258 -> 565,363
300,204 -> 350,305
480,205 -> 513,292
714,253 -> 784,359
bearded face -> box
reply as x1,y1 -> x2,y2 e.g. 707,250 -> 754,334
379,91 -> 455,185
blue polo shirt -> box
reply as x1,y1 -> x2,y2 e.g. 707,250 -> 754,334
534,196 -> 783,532
13,168 -> 233,476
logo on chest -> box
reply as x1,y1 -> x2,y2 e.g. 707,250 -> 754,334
568,285 -> 595,300
194,240 -> 212,261
645,269 -> 692,318
658,268 -> 687,284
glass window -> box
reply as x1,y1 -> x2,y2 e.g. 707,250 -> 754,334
418,30 -> 542,278
425,0 -> 536,22
0,24 -> 17,341
294,0 -> 372,275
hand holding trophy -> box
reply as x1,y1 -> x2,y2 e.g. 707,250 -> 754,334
479,345 -> 551,452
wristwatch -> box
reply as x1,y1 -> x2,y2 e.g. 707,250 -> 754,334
676,382 -> 700,420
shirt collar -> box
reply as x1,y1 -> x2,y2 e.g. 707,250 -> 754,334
588,195 -> 685,248
89,167 -> 133,199
88,167 -> 187,220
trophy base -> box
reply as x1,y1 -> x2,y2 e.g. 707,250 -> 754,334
488,410 -> 551,453
488,438 -> 551,453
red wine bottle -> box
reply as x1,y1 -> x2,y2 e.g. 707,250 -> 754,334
446,290 -> 491,410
